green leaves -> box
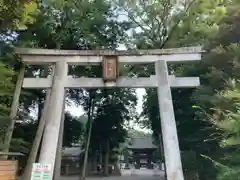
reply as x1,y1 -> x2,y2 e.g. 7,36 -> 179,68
0,0 -> 37,30
90,88 -> 138,153
192,105 -> 201,109
0,47 -> 16,140
129,0 -> 240,179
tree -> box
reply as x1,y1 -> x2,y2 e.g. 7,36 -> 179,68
215,86 -> 240,180
0,0 -> 37,158
0,44 -> 23,154
0,0 -> 36,30
119,0 -> 234,179
176,3 -> 240,179
194,81 -> 240,180
89,88 -> 137,176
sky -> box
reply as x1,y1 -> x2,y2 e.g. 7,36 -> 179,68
65,88 -> 146,117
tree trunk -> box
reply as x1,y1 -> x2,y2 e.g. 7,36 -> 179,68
103,140 -> 109,176
21,90 -> 52,180
92,153 -> 97,172
99,143 -> 103,167
81,97 -> 94,180
53,92 -> 66,180
99,143 -> 103,174
1,64 -> 25,159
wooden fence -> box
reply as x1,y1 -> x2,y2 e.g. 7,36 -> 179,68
0,160 -> 17,180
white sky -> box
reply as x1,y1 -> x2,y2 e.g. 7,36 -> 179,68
66,88 -> 146,117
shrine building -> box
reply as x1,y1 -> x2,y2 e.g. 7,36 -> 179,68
128,135 -> 158,169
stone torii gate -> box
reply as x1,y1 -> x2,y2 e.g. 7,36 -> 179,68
16,46 -> 202,180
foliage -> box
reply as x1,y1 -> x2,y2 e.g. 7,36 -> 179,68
0,41 -> 22,152
63,112 -> 84,147
209,82 -> 240,180
0,0 -> 37,29
0,0 -> 37,155
10,112 -> 83,154
123,0 -> 240,179
89,88 -> 137,157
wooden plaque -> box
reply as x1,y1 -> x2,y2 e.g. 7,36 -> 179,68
102,56 -> 118,81
0,160 -> 17,180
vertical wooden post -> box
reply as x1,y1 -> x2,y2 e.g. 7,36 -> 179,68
155,60 -> 184,180
2,64 -> 25,157
38,61 -> 68,179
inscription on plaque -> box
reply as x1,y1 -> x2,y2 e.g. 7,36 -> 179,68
102,56 -> 118,81
30,163 -> 51,180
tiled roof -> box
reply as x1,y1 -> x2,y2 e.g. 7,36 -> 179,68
0,152 -> 24,156
128,135 -> 157,149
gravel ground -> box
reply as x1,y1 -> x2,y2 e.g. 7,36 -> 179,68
60,169 -> 165,180
61,176 -> 164,180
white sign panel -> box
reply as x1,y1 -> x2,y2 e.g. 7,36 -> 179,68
30,163 -> 52,180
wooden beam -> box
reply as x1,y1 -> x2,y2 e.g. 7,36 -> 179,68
19,53 -> 201,65
23,78 -> 52,88
119,53 -> 201,63
22,76 -> 200,89
16,46 -> 202,64
16,46 -> 202,56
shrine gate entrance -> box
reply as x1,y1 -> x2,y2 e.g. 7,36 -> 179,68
16,46 -> 202,180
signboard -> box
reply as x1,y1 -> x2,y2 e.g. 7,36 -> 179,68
30,163 -> 51,180
102,56 -> 118,81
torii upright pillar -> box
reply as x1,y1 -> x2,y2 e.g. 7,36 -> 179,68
155,60 -> 184,180
38,61 -> 68,179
